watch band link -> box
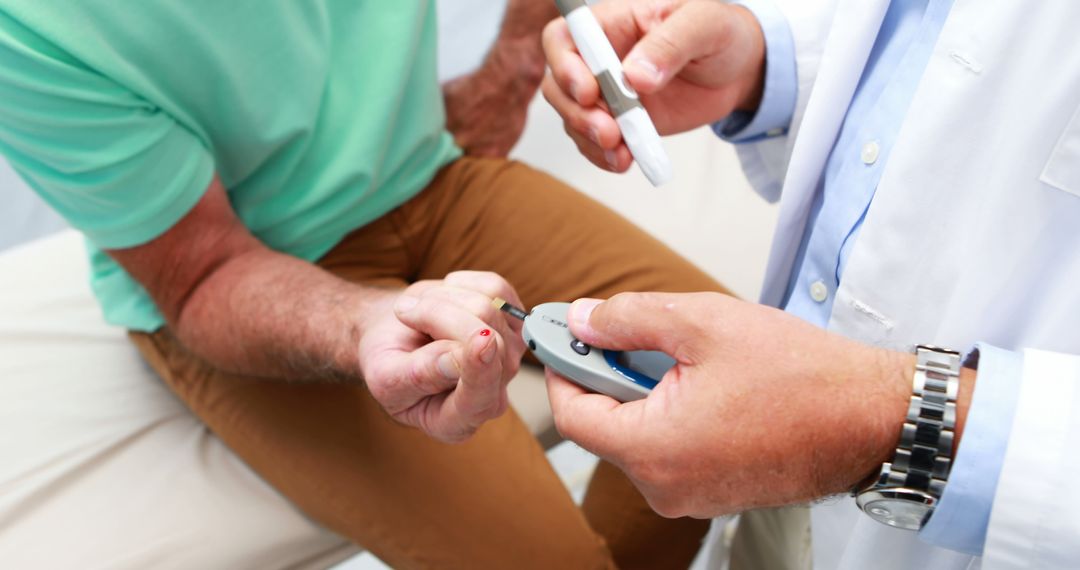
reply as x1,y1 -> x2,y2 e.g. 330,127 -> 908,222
872,345 -> 960,500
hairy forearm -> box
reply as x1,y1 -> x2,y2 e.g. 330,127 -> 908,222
491,0 -> 559,83
500,0 -> 559,42
172,247 -> 395,383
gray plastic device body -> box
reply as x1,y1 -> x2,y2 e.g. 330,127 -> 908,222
522,302 -> 675,402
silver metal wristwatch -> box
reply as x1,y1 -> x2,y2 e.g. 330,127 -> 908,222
855,345 -> 961,530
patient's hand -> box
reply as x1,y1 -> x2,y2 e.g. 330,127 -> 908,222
443,38 -> 546,157
358,271 -> 527,443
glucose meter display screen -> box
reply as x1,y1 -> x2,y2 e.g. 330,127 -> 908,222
613,350 -> 676,381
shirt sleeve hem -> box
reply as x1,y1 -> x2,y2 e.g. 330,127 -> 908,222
712,0 -> 797,143
919,343 -> 1023,555
81,146 -> 215,250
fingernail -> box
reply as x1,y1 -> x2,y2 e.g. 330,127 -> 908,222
394,295 -> 419,313
437,352 -> 459,380
628,57 -> 663,85
570,299 -> 601,332
478,331 -> 497,365
603,150 -> 618,170
588,126 -> 601,145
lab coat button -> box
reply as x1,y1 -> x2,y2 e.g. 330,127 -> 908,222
809,280 -> 828,303
861,141 -> 880,165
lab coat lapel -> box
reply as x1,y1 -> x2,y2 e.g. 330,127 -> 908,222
758,0 -> 891,307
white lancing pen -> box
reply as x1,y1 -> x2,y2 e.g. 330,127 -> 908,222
555,0 -> 673,187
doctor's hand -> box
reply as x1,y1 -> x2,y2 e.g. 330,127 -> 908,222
545,292 -> 931,518
541,0 -> 765,172
358,271 -> 527,443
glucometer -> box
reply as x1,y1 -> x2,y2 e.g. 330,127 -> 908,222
521,302 -> 675,402
555,0 -> 673,187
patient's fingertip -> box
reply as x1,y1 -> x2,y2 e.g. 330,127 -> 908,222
473,329 -> 497,365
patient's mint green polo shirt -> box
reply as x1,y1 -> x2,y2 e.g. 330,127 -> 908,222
0,2 -> 460,331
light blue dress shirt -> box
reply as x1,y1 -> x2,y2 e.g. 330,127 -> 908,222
719,0 -> 1025,556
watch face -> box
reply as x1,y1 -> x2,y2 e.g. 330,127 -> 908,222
857,489 -> 936,531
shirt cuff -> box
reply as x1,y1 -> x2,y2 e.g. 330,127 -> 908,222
711,0 -> 797,143
919,343 -> 1023,555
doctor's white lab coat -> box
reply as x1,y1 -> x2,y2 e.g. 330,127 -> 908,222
722,0 -> 1080,568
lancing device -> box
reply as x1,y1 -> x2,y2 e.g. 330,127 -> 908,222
496,298 -> 674,402
555,0 -> 673,187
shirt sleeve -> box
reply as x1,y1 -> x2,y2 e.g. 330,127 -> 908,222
919,343 -> 1023,555
712,0 -> 798,143
0,11 -> 214,250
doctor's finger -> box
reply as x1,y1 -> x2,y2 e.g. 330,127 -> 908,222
623,0 -> 737,93
545,368 -> 635,461
565,123 -> 634,173
568,292 -> 704,359
542,74 -> 625,152
542,18 -> 600,108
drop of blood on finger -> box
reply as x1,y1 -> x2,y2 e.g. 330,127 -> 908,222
479,329 -> 492,337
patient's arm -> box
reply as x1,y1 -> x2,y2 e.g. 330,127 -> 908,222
442,0 -> 559,156
107,177 -> 526,443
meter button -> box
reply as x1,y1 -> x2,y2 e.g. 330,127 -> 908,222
570,339 -> 591,356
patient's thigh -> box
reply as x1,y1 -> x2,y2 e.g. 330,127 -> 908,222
404,156 -> 728,305
128,326 -> 613,570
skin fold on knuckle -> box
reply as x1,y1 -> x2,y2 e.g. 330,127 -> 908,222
415,407 -> 447,440
407,356 -> 439,394
405,296 -> 440,329
462,293 -> 497,326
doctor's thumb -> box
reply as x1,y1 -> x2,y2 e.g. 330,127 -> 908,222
567,293 -> 687,356
622,2 -> 726,94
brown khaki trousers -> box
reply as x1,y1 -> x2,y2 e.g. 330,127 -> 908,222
130,157 -> 725,569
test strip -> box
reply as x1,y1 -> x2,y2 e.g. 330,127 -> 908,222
492,297 -> 529,321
